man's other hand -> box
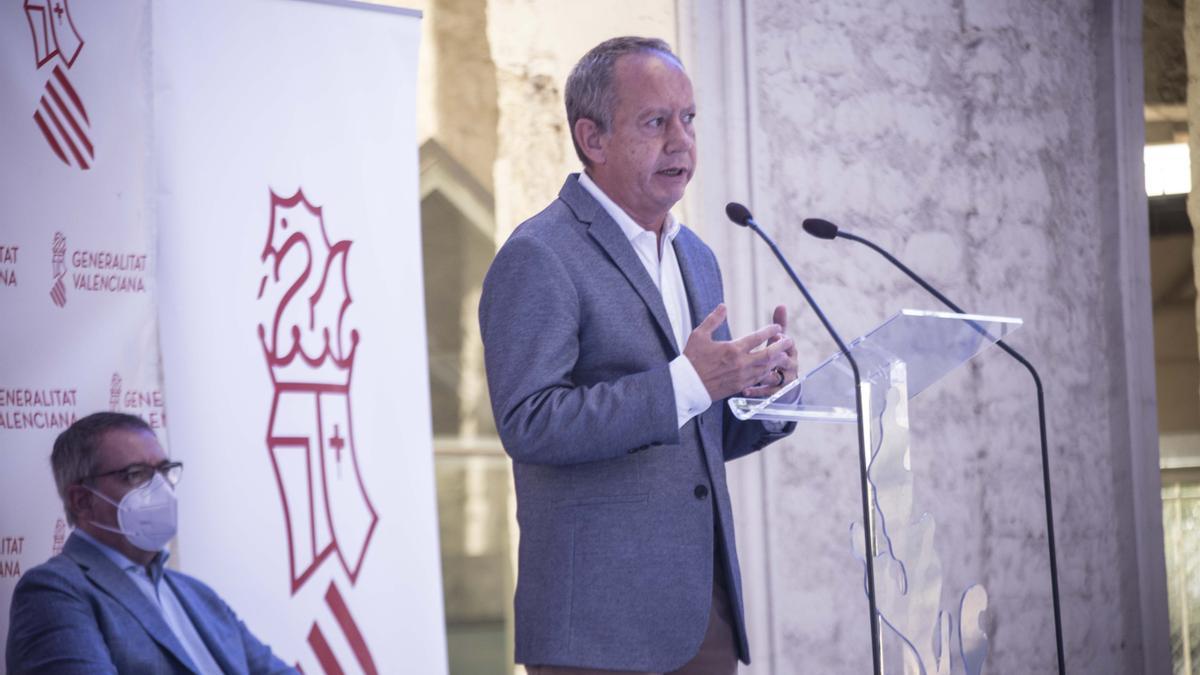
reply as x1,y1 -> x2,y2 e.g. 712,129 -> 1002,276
740,304 -> 800,398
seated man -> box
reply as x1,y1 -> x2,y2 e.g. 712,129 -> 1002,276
6,412 -> 294,675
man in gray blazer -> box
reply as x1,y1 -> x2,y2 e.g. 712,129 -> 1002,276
6,412 -> 294,674
479,37 -> 799,674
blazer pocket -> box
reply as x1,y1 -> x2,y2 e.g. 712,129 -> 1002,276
568,502 -> 656,653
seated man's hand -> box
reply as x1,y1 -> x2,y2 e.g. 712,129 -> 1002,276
684,304 -> 793,401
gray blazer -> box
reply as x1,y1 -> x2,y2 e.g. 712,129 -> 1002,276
479,174 -> 792,671
6,532 -> 294,674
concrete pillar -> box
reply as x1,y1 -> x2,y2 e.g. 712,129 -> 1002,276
430,0 -> 499,193
682,0 -> 1168,671
1188,0 -> 1200,358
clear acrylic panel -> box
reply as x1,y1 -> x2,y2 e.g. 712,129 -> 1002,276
851,362 -> 991,675
729,309 -> 1022,422
730,309 -> 1022,671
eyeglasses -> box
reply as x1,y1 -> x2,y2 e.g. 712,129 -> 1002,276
88,461 -> 184,488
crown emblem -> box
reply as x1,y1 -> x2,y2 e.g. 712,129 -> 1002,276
257,189 -> 359,387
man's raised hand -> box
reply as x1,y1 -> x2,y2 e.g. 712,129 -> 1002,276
684,304 -> 794,401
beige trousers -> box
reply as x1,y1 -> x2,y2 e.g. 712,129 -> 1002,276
525,575 -> 738,675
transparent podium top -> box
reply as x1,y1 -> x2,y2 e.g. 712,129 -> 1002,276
730,309 -> 1022,422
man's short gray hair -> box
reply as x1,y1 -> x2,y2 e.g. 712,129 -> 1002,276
565,36 -> 683,166
52,412 -> 152,526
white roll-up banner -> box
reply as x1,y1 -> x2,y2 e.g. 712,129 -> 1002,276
0,0 -> 163,654
1,1 -> 446,672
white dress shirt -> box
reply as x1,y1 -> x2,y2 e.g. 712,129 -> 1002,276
577,172 -> 712,428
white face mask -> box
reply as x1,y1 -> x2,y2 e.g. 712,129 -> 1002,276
88,473 -> 178,552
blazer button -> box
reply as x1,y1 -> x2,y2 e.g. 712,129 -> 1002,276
694,484 -> 709,500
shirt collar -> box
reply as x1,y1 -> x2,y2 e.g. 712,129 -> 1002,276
577,171 -> 681,245
73,527 -> 169,581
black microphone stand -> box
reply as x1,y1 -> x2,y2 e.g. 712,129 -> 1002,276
726,204 -> 883,675
809,222 -> 1065,675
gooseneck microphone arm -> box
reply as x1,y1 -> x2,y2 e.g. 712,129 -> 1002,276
803,218 -> 1065,675
725,203 -> 883,675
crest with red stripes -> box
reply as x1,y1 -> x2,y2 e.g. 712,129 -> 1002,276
49,231 -> 67,307
24,1 -> 93,170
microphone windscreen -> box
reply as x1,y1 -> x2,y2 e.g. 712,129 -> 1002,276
802,218 -> 839,239
725,202 -> 753,227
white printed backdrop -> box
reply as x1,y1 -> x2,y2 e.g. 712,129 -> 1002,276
1,1 -> 447,673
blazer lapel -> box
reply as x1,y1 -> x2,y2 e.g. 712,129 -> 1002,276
673,231 -> 730,472
65,534 -> 200,675
560,175 -> 680,355
673,230 -> 719,333
165,573 -> 240,675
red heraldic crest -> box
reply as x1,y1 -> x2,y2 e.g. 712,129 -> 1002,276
23,0 -> 83,68
109,372 -> 122,411
257,188 -> 378,594
24,0 -> 93,169
49,231 -> 67,307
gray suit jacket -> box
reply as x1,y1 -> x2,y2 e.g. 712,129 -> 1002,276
6,532 -> 294,675
479,175 -> 792,671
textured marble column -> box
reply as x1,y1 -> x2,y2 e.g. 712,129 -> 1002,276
681,0 -> 1167,672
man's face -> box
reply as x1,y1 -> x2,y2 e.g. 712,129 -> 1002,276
82,428 -> 168,529
586,52 -> 697,229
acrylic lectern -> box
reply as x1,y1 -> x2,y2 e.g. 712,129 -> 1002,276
730,308 -> 1022,675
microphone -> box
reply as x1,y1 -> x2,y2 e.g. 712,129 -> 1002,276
801,218 -> 1066,675
801,218 -> 838,240
725,202 -> 754,227
725,202 -> 884,675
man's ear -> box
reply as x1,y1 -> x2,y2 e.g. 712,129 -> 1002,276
574,117 -> 607,166
66,484 -> 93,523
